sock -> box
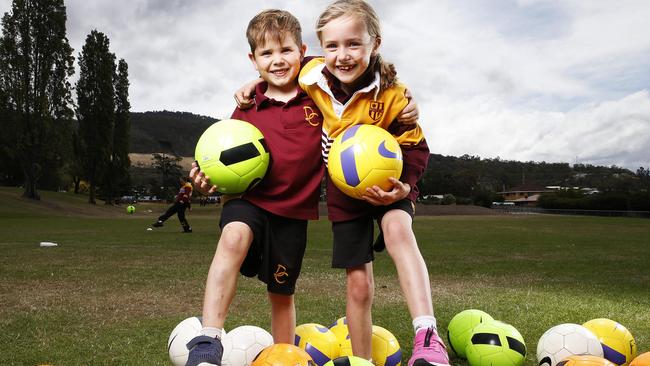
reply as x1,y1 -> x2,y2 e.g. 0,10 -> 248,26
200,326 -> 223,340
413,315 -> 437,334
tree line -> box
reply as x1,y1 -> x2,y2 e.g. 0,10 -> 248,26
0,0 -> 130,204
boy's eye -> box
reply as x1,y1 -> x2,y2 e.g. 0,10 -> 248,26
260,51 -> 271,56
325,43 -> 337,50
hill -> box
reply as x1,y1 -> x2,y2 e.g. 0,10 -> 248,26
129,111 -> 218,156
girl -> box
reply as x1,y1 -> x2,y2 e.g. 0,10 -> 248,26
298,1 -> 450,365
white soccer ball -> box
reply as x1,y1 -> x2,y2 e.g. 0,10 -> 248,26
536,323 -> 604,366
168,316 -> 203,366
222,325 -> 273,366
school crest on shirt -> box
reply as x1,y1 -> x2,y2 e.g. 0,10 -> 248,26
369,101 -> 384,121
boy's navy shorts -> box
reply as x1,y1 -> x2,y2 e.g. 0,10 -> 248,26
219,198 -> 307,295
331,199 -> 415,269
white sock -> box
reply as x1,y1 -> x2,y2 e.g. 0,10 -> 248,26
200,326 -> 223,339
413,315 -> 437,334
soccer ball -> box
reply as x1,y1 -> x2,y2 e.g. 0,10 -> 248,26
295,323 -> 340,365
126,205 -> 135,214
323,356 -> 374,366
536,323 -> 604,366
329,317 -> 352,357
371,325 -> 401,366
557,355 -> 617,366
168,316 -> 203,366
222,325 -> 274,366
195,119 -> 270,194
465,320 -> 527,366
327,124 -> 403,199
630,352 -> 650,366
583,318 -> 637,366
252,343 -> 316,366
447,309 -> 494,359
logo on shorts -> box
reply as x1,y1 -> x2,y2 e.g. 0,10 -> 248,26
369,101 -> 384,121
273,264 -> 289,284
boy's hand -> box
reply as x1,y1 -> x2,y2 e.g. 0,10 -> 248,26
234,78 -> 262,110
361,177 -> 410,206
397,89 -> 419,125
190,161 -> 218,196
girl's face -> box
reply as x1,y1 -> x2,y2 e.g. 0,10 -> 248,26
320,15 -> 379,90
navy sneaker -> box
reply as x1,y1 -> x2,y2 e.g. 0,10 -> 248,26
185,335 -> 223,366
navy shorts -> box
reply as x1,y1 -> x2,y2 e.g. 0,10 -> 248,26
219,199 -> 307,295
331,199 -> 415,269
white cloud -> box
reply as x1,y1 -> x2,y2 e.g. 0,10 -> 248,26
1,0 -> 649,169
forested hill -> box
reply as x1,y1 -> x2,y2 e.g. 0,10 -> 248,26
129,111 -> 218,156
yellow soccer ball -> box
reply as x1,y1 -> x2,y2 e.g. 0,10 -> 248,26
327,124 -> 403,199
329,317 -> 353,357
295,323 -> 340,365
371,325 -> 402,366
582,318 -> 637,366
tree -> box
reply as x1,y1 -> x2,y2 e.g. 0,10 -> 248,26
104,58 -> 131,204
0,0 -> 75,199
151,152 -> 183,200
75,30 -> 115,204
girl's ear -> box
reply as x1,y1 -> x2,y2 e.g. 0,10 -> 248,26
372,36 -> 382,55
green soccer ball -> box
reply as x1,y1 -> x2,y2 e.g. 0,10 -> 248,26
195,119 -> 270,194
126,205 -> 135,214
323,356 -> 373,366
465,320 -> 526,366
447,309 -> 494,359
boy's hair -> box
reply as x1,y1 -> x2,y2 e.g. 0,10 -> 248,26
246,9 -> 303,53
316,0 -> 397,90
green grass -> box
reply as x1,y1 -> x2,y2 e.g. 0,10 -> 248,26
0,187 -> 648,365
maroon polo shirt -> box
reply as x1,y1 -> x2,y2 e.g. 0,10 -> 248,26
232,82 -> 324,220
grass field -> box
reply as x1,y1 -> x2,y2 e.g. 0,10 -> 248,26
0,186 -> 648,365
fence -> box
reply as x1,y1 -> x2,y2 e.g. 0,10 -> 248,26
492,206 -> 650,218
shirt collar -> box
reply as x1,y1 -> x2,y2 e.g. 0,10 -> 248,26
254,81 -> 306,110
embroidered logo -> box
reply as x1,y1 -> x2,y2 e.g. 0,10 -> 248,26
369,101 -> 384,121
273,264 -> 289,284
303,106 -> 320,126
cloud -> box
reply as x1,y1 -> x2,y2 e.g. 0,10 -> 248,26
1,0 -> 649,169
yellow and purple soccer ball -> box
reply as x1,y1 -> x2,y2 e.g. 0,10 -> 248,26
371,325 -> 402,366
323,356 -> 373,366
582,318 -> 637,366
294,323 -> 340,366
327,124 -> 403,199
329,317 -> 352,357
195,119 -> 270,194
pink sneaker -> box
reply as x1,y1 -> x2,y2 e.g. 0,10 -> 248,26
408,327 -> 451,366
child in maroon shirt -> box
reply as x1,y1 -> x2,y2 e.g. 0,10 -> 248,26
184,10 -> 323,366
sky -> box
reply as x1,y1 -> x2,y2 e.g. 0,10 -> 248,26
2,0 -> 649,170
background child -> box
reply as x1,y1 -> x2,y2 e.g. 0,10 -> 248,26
151,176 -> 193,233
299,1 -> 450,365
184,9 -> 324,366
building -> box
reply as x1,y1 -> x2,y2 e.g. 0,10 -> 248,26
497,183 -> 553,206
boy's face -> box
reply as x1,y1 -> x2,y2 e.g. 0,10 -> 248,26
249,32 -> 306,93
320,16 -> 379,89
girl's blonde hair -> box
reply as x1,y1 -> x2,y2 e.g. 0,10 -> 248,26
316,0 -> 397,90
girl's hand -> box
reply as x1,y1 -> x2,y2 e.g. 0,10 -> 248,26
397,89 -> 419,125
190,161 -> 218,196
361,177 -> 410,206
234,78 -> 262,110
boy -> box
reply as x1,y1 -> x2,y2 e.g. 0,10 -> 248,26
152,176 -> 193,233
184,9 -> 324,366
